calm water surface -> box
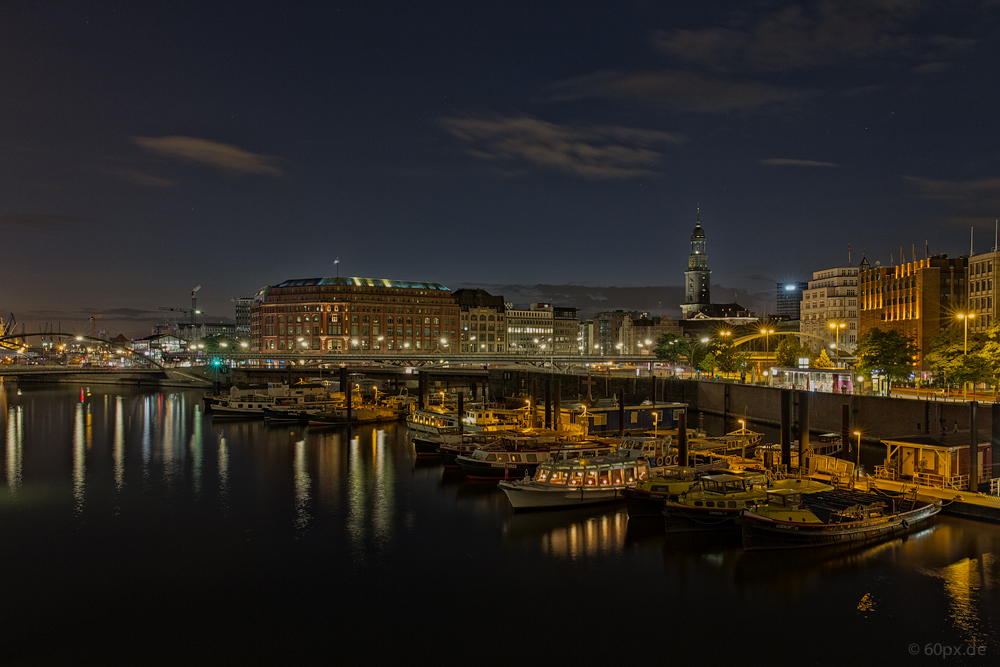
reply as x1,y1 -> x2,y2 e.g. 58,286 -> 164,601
1,384 -> 998,666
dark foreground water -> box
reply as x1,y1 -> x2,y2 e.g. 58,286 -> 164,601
1,384 -> 999,666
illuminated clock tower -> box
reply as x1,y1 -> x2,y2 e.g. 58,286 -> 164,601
681,210 -> 711,319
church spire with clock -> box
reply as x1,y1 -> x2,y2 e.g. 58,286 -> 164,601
681,208 -> 711,319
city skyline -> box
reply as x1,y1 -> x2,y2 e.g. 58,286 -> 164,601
3,1 -> 998,336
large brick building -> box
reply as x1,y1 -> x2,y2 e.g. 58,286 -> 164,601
858,254 -> 967,370
251,277 -> 459,353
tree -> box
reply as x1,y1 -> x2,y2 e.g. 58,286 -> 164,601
855,328 -> 919,395
977,318 -> 1000,390
813,349 -> 834,368
698,352 -> 716,373
774,336 -> 811,367
652,333 -> 691,364
714,341 -> 750,373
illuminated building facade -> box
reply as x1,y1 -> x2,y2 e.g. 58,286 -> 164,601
800,267 -> 858,353
506,303 -> 554,354
966,250 -> 997,334
858,254 -> 968,370
680,213 -> 711,319
250,277 -> 459,353
454,288 -> 506,353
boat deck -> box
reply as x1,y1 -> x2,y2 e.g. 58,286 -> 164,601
795,489 -> 900,523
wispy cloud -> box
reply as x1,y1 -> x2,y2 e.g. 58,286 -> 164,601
0,213 -> 82,229
131,136 -> 283,176
761,158 -> 839,167
438,114 -> 682,178
905,175 -> 1000,225
652,0 -> 925,73
547,69 -> 806,113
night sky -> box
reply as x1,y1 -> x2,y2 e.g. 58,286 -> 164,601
3,1 -> 999,337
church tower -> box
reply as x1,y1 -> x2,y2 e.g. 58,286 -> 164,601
681,209 -> 711,319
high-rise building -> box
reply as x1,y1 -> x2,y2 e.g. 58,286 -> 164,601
858,254 -> 968,370
681,212 -> 711,319
233,296 -> 253,339
776,282 -> 807,320
800,267 -> 859,355
250,277 -> 459,353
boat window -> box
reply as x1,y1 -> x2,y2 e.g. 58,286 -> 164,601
486,454 -> 497,462
535,468 -> 550,483
568,471 -> 584,486
550,470 -> 568,485
624,466 -> 635,483
584,451 -> 595,458
612,469 -> 624,485
526,454 -> 536,463
766,492 -> 784,506
706,501 -> 715,507
728,501 -> 738,508
584,470 -> 598,486
598,470 -> 610,486
510,455 -> 520,463
637,465 -> 648,480
694,501 -> 703,507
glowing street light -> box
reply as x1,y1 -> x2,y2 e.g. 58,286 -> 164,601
957,312 -> 975,398
828,321 -> 846,367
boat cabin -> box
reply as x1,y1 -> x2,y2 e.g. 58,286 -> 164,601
533,460 -> 649,487
763,488 -> 804,510
696,473 -> 756,495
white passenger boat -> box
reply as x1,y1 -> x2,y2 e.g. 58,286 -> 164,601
497,437 -> 660,510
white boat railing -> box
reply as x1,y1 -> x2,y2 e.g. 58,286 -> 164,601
991,478 -> 1000,497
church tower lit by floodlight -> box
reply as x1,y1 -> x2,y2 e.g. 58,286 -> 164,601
681,208 -> 711,319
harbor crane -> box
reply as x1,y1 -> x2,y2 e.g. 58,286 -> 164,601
159,286 -> 204,327
89,314 -> 103,338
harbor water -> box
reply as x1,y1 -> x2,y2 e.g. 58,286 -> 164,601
1,384 -> 998,665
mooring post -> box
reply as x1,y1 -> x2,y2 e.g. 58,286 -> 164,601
969,401 -> 979,493
780,389 -> 792,470
798,390 -> 810,466
545,377 -> 552,429
458,391 -> 464,435
678,410 -> 688,467
531,378 -> 537,428
555,378 -> 561,431
841,404 -> 850,460
619,387 -> 625,437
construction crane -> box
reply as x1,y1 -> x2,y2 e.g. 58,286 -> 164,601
191,285 -> 201,326
89,314 -> 103,338
0,312 -> 15,337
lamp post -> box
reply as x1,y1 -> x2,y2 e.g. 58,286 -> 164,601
829,321 -> 846,367
957,313 -> 974,398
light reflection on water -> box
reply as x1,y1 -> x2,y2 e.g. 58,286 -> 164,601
5,405 -> 22,498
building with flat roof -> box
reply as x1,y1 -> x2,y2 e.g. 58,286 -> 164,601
454,288 -> 506,354
776,281 -> 807,320
800,266 -> 859,356
858,254 -> 968,371
250,276 -> 459,353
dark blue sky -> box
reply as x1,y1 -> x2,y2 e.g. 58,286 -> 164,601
3,1 -> 999,336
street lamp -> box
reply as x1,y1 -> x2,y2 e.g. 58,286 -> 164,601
957,312 -> 975,398
829,321 -> 846,367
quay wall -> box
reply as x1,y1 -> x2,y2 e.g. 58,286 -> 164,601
486,368 -> 998,444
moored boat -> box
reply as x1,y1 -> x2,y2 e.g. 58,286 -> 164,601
623,464 -> 726,519
736,487 -> 942,550
662,474 -> 832,532
498,454 -> 650,510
